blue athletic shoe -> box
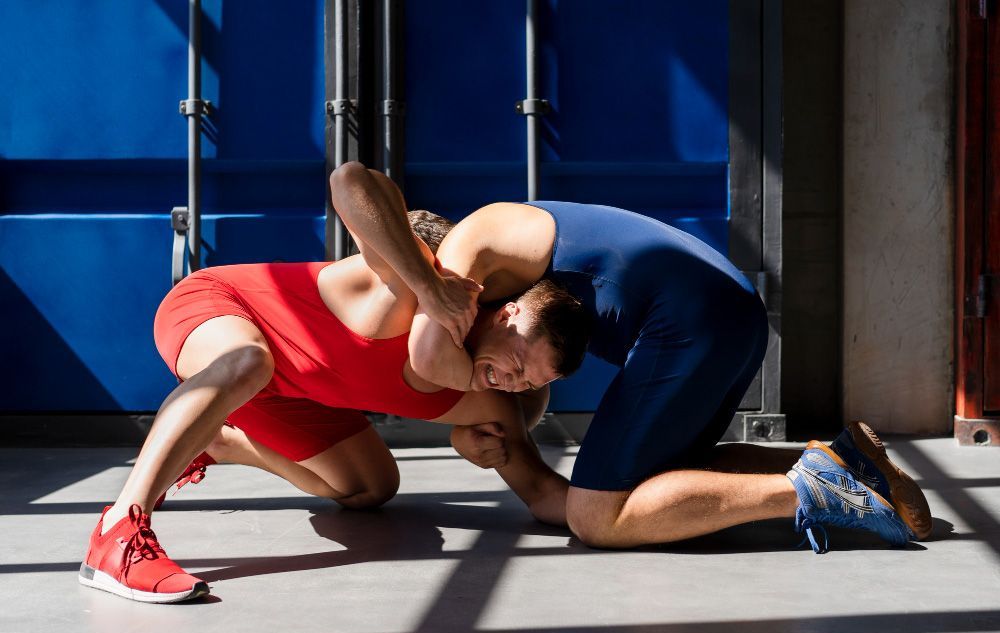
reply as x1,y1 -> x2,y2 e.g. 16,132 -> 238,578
829,425 -> 891,499
827,421 -> 932,540
787,444 -> 914,553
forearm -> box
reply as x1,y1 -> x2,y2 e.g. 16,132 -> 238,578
515,385 -> 550,431
437,390 -> 568,525
496,432 -> 568,526
329,162 -> 436,293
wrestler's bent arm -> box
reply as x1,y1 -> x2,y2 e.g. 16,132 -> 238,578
329,161 -> 480,346
435,390 -> 568,526
408,210 -> 550,389
449,384 -> 551,468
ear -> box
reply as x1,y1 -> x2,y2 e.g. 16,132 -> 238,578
495,302 -> 519,325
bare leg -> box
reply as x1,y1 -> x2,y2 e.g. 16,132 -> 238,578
206,424 -> 399,509
103,316 -> 273,531
567,470 -> 798,548
205,424 -> 340,498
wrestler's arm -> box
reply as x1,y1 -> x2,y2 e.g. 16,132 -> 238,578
329,162 -> 480,346
434,389 -> 568,526
448,384 -> 550,469
408,207 -> 552,389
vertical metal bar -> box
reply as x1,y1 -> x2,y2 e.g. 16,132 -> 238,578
332,0 -> 350,261
525,0 -> 539,201
382,0 -> 403,186
187,0 -> 202,272
760,0 -> 783,418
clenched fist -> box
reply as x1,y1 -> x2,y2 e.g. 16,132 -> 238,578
450,422 -> 508,469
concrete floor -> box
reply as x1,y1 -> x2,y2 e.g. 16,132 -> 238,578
1,437 -> 999,633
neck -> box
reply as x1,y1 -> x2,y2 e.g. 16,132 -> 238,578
464,308 -> 498,348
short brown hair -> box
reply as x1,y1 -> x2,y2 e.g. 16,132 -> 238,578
408,209 -> 454,254
516,279 -> 590,377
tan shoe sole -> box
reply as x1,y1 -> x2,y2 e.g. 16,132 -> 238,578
846,420 -> 932,540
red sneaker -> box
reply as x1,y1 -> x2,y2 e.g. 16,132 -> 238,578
79,504 -> 209,603
153,451 -> 216,511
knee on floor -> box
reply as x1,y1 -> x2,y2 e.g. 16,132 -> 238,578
567,511 -> 625,549
566,489 -> 635,549
334,482 -> 399,510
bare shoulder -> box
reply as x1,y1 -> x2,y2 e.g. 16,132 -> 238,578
317,254 -> 417,338
466,203 -> 554,234
439,203 -> 554,300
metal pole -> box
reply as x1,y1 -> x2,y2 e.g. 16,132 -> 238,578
187,0 -> 202,272
332,0 -> 350,260
381,0 -> 404,186
526,0 -> 539,201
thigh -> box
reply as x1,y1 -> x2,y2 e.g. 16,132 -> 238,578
154,272 -> 268,380
570,302 -> 768,491
177,315 -> 270,381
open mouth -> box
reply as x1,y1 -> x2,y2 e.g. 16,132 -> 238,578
485,364 -> 499,388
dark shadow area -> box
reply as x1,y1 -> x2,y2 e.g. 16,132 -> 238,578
925,517 -> 957,542
0,448 -> 135,515
196,495 -> 572,585
656,518 -> 927,555
0,268 -> 120,410
479,610 -> 1000,633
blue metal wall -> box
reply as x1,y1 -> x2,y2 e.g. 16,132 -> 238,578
0,0 -> 327,410
404,0 -> 729,410
0,0 -> 728,413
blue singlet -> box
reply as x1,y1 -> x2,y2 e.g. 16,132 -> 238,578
526,201 -> 769,490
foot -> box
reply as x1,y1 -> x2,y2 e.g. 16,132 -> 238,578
787,446 -> 914,553
80,504 -> 209,603
826,420 -> 932,540
153,451 -> 216,511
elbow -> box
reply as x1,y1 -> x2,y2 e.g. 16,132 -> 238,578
330,160 -> 365,184
329,161 -> 367,199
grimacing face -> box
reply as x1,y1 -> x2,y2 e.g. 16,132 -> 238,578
467,302 -> 562,393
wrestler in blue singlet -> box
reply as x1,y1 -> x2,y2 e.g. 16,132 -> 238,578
525,201 -> 769,491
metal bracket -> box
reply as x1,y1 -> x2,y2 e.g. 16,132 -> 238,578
179,99 -> 213,116
326,99 -> 357,115
171,207 -> 190,233
379,100 -> 406,116
723,413 -> 786,442
955,415 -> 1000,446
171,207 -> 190,286
516,98 -> 551,115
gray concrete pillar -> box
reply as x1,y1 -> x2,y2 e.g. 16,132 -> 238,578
842,0 -> 954,434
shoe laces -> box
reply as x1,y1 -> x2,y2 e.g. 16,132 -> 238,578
796,518 -> 829,554
120,504 -> 166,577
175,461 -> 208,491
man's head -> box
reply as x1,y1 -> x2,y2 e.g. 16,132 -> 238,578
466,279 -> 590,392
408,209 -> 454,255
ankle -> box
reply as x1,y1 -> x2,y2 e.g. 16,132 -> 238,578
100,502 -> 131,535
774,474 -> 800,517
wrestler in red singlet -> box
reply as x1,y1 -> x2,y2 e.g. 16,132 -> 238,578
153,262 -> 463,462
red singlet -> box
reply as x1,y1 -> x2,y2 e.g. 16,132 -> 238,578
153,262 -> 463,461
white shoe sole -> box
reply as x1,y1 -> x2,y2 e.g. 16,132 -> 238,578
79,563 -> 209,604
